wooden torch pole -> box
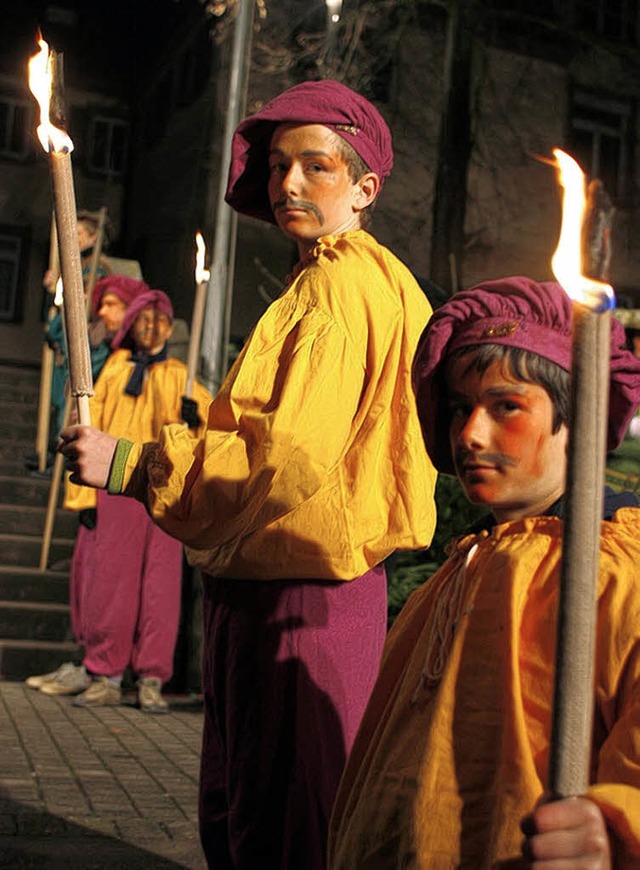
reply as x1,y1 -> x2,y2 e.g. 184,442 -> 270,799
548,166 -> 615,797
50,148 -> 93,425
49,151 -> 93,426
185,232 -> 210,398
39,394 -> 71,572
185,281 -> 208,398
29,38 -> 93,569
548,305 -> 610,795
84,205 -> 108,315
39,286 -> 71,573
29,41 -> 93,426
34,215 -> 60,471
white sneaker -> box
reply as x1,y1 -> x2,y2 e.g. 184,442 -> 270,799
25,665 -> 65,690
137,677 -> 169,714
26,662 -> 88,694
73,676 -> 121,707
38,663 -> 91,696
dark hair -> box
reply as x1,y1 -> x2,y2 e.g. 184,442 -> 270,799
333,133 -> 376,229
447,343 -> 571,433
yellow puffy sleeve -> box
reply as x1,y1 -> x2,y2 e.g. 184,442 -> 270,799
123,305 -> 363,550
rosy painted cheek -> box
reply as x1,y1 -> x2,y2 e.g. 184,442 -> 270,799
496,405 -> 550,454
495,422 -> 549,487
500,413 -> 531,437
491,417 -> 530,461
522,432 -> 548,478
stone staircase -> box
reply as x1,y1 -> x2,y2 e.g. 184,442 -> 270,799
0,364 -> 80,680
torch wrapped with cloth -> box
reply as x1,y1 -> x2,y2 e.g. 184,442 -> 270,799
28,36 -> 93,426
547,149 -> 622,797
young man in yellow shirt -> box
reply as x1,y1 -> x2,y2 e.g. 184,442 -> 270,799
59,80 -> 437,868
329,276 -> 640,868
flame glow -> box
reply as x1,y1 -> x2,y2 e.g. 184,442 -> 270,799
28,37 -> 74,154
551,148 -> 613,310
54,277 -> 64,306
326,0 -> 342,22
195,232 -> 210,285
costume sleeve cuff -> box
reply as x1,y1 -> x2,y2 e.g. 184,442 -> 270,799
107,439 -> 135,495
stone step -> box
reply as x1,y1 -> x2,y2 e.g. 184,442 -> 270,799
0,386 -> 39,405
0,371 -> 39,387
0,365 -> 39,392
0,400 -> 44,426
0,440 -> 39,462
0,601 -> 72,642
0,503 -> 78,538
0,638 -> 81,681
0,566 -> 70,604
0,392 -> 38,411
0,533 -> 73,569
0,460 -> 32,477
0,417 -> 37,442
0,362 -> 39,375
0,475 -> 63,509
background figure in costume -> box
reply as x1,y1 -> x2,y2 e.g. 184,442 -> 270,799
25,274 -> 150,695
329,276 -> 640,868
58,79 -> 437,869
42,211 -> 114,449
63,290 -> 210,713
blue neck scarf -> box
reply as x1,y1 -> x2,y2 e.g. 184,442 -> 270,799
124,346 -> 168,396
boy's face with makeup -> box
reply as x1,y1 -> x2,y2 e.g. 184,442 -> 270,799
445,352 -> 568,524
132,307 -> 172,355
267,123 -> 368,258
97,292 -> 127,333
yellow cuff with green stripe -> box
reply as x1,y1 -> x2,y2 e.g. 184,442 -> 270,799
107,439 -> 135,495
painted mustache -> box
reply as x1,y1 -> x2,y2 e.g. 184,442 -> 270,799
272,198 -> 323,223
455,450 -> 518,469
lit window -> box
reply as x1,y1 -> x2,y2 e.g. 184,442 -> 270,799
87,117 -> 129,175
0,98 -> 31,160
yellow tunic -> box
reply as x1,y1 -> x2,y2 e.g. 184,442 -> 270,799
119,229 -> 437,580
64,350 -> 211,511
329,509 -> 640,868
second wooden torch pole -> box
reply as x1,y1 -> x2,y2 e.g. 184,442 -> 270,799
50,150 -> 93,425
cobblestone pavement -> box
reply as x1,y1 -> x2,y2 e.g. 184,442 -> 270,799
0,681 -> 207,869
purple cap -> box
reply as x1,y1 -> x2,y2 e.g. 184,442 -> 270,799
412,276 -> 640,473
225,79 -> 393,224
111,289 -> 174,351
91,275 -> 149,319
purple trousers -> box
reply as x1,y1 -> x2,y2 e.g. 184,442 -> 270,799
70,491 -> 183,683
198,565 -> 387,870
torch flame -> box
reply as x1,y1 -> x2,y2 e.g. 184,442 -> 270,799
54,276 -> 64,307
195,232 -> 210,285
28,37 -> 74,154
551,148 -> 614,310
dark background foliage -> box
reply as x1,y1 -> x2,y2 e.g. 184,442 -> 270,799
386,474 -> 487,625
